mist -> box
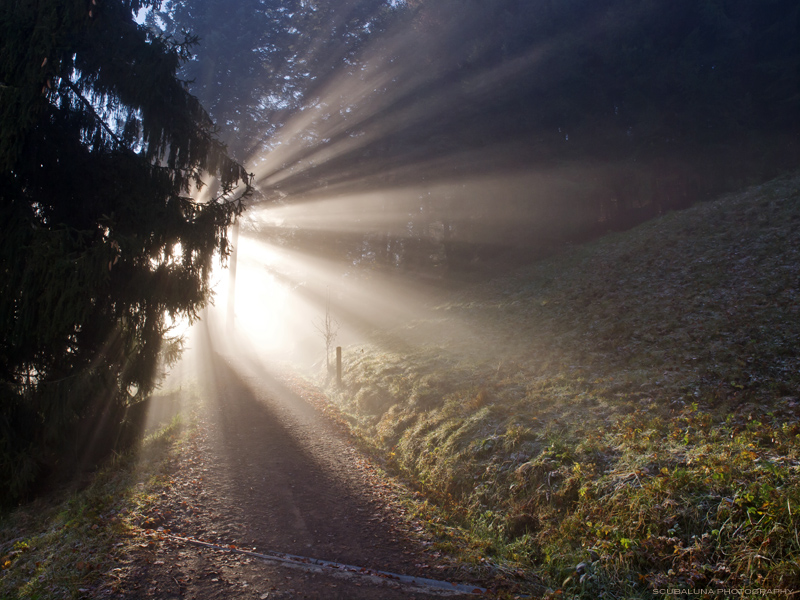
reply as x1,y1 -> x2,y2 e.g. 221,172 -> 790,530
137,0 -> 800,370
2,0 -> 796,594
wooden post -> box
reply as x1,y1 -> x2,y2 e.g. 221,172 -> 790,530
336,346 -> 342,386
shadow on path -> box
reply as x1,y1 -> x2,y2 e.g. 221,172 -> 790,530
193,316 -> 445,575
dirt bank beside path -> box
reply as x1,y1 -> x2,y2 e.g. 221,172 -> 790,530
104,321 -> 489,599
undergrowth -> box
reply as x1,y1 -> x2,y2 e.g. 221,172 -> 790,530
0,404 -> 194,599
327,172 -> 800,598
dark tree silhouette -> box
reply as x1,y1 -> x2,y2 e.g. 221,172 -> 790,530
0,0 -> 251,502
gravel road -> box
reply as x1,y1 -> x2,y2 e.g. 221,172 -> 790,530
105,318 -> 487,599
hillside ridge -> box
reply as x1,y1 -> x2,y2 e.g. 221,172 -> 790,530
328,171 -> 800,597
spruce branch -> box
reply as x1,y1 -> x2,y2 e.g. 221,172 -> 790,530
63,79 -> 131,153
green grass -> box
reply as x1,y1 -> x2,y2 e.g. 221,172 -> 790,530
0,409 -> 194,599
326,171 -> 800,597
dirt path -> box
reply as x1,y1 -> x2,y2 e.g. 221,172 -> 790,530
105,320 -> 489,599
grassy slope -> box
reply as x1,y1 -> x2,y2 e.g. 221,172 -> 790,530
0,410 -> 192,600
330,172 -> 800,597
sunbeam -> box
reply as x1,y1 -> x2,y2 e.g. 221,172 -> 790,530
5,0 -> 799,595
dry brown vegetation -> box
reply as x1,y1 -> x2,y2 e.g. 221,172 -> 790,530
329,172 -> 800,598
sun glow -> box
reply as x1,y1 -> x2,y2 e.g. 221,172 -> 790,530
196,211 -> 484,376
214,235 -> 301,355
156,2 -> 656,386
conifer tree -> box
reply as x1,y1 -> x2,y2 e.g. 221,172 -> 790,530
0,0 -> 251,502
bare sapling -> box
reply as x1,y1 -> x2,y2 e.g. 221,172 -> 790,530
314,291 -> 340,376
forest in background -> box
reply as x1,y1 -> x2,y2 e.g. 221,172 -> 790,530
156,0 -> 800,269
